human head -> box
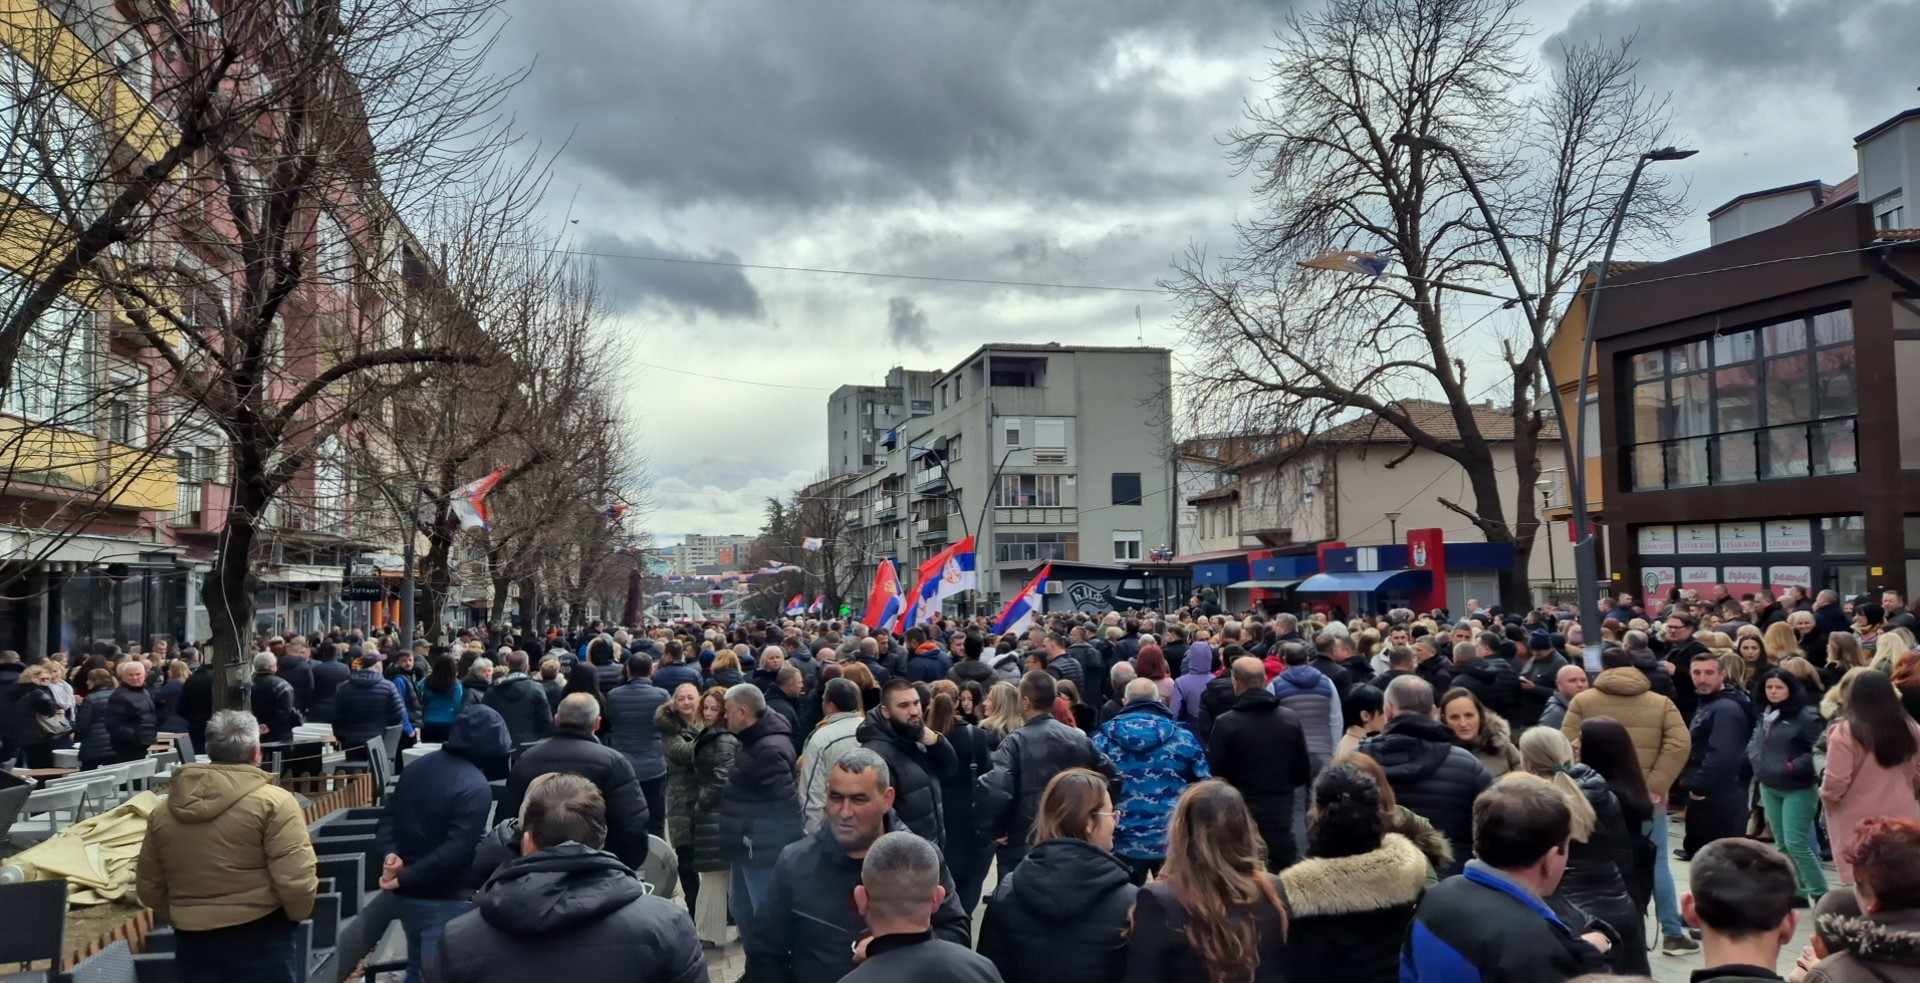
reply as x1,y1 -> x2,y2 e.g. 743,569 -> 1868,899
205,710 -> 263,765
670,682 -> 699,718
520,772 -> 607,852
699,685 -> 728,725
116,659 -> 147,688
1553,663 -> 1589,701
1308,762 -> 1384,859
724,682 -> 766,732
881,677 -> 922,728
1666,611 -> 1696,642
1159,780 -> 1288,976
1689,651 -> 1725,695
1383,674 -> 1434,720
1440,687 -> 1488,743
1684,838 -> 1797,950
1124,677 -> 1159,705
1847,817 -> 1920,913
824,676 -> 861,715
1472,774 -> 1572,894
1344,683 -> 1386,734
555,692 -> 601,733
1230,656 -> 1265,694
825,748 -> 895,854
854,831 -> 947,931
1031,768 -> 1115,851
1019,670 -> 1057,714
253,652 -> 277,674
1109,658 -> 1137,693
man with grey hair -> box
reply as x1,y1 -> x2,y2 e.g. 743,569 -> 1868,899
106,658 -> 158,763
845,832 -> 1000,982
499,693 -> 650,869
250,652 -> 300,743
1100,658 -> 1138,723
1357,674 -> 1491,873
747,751 -> 970,983
138,710 -> 317,983
720,680 -> 803,936
1095,675 -> 1212,882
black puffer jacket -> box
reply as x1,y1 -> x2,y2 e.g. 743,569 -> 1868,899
1751,699 -> 1824,791
1208,689 -> 1313,869
716,711 -> 803,868
978,715 -> 1119,869
979,837 -> 1138,983
331,669 -> 403,750
658,705 -> 701,850
483,673 -> 556,749
76,688 -> 115,764
1554,763 -> 1645,976
687,725 -> 738,873
3,680 -> 59,750
1279,831 -> 1431,983
854,707 -> 956,847
437,843 -> 706,983
105,684 -> 157,759
277,655 -> 315,712
308,656 -> 350,723
604,678 -> 670,780
1357,714 -> 1492,875
501,728 -> 651,869
1453,657 -> 1522,722
249,672 -> 300,744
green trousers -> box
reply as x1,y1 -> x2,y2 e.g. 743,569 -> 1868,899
1759,784 -> 1827,898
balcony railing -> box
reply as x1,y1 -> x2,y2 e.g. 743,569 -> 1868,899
912,469 -> 947,493
1629,416 -> 1857,491
844,508 -> 863,525
171,481 -> 203,527
874,495 -> 896,517
993,506 -> 1077,525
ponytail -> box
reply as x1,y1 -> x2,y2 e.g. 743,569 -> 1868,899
1517,726 -> 1596,843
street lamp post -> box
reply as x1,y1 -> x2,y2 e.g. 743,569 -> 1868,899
1537,477 -> 1558,585
1385,510 -> 1402,544
1387,132 -> 1693,668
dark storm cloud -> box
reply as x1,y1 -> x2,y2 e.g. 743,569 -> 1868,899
1549,0 -> 1920,109
501,0 -> 1288,211
581,233 -> 766,319
886,296 -> 932,351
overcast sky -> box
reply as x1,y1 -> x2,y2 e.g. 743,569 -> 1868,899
488,0 -> 1918,543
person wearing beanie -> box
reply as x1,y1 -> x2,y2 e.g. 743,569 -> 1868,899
1514,631 -> 1569,730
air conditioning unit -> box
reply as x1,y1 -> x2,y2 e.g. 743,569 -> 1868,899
1043,581 -> 1064,595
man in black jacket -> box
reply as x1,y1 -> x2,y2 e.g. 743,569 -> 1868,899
719,682 -> 804,936
1066,625 -> 1106,709
746,750 -> 971,983
482,650 -> 554,748
845,832 -> 1001,983
1208,656 -> 1312,870
305,640 -> 350,723
856,678 -> 957,848
106,660 -> 158,763
1358,675 -> 1493,874
1660,612 -> 1709,723
1681,653 -> 1754,856
499,694 -> 650,870
276,641 -> 315,715
1042,631 -> 1086,694
249,654 -> 301,744
978,670 -> 1119,872
1308,630 -> 1356,700
437,772 -> 706,983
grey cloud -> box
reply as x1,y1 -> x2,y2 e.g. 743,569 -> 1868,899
500,0 -> 1283,212
581,233 -> 765,320
886,297 -> 932,351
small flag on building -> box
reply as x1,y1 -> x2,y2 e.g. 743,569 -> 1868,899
451,467 -> 509,531
801,536 -> 824,552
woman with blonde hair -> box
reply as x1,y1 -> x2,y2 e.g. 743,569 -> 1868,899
1125,780 -> 1289,983
1827,632 -> 1868,687
1873,632 -> 1910,675
1763,621 -> 1802,668
1516,727 -> 1646,974
838,660 -> 879,714
978,680 -> 1025,746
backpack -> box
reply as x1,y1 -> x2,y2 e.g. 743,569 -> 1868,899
424,681 -> 465,726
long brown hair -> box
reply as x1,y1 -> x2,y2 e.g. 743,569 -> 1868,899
1155,780 -> 1288,983
1031,767 -> 1109,846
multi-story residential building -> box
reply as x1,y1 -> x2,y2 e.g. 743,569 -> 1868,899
1594,107 -> 1920,602
674,533 -> 755,575
837,343 -> 1175,612
826,366 -> 940,475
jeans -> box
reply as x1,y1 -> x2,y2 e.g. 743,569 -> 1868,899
730,864 -> 774,941
1651,809 -> 1686,938
175,912 -> 298,983
396,896 -> 473,983
1760,785 -> 1828,898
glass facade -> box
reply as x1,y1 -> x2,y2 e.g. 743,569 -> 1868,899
1628,308 -> 1857,489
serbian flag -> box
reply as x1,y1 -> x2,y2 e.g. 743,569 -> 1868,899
783,594 -> 806,616
993,562 -> 1052,636
902,536 -> 977,632
862,560 -> 903,632
807,594 -> 824,614
801,536 -> 824,552
451,467 -> 509,530
604,503 -> 629,523
1298,249 -> 1389,278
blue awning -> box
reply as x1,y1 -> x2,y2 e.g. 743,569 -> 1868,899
1295,569 -> 1431,593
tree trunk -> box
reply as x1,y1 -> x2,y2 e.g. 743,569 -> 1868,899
420,500 -> 456,642
491,575 -> 512,629
516,576 -> 538,633
204,485 -> 264,711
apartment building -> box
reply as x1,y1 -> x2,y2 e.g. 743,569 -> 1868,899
825,365 -> 940,475
836,344 -> 1175,611
675,533 -> 755,575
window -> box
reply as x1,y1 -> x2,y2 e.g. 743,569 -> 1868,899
106,357 -> 147,446
1875,192 -> 1907,231
315,213 -> 351,279
1033,418 -> 1067,448
1627,309 -> 1857,489
0,45 -> 101,215
0,269 -> 92,424
1111,472 -> 1142,506
1004,419 -> 1022,448
995,473 -> 1060,507
993,532 -> 1077,563
113,37 -> 153,102
1113,530 -> 1143,561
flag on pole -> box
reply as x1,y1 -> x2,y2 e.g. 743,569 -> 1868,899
1298,249 -> 1390,278
808,594 -> 824,614
801,536 -> 824,552
992,562 -> 1052,636
604,503 -> 629,523
784,594 -> 806,616
901,536 -> 977,632
450,467 -> 509,530
862,560 -> 903,632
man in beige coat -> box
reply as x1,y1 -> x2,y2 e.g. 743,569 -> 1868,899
1561,644 -> 1694,955
138,709 -> 318,983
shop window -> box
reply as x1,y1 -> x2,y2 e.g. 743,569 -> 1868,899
1821,516 -> 1868,555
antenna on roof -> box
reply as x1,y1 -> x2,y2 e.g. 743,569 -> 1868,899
1134,304 -> 1143,345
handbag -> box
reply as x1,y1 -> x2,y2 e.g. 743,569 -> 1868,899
37,711 -> 72,737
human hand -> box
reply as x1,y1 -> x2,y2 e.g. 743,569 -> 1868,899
851,935 -> 872,964
918,726 -> 939,747
1579,931 -> 1612,953
1651,793 -> 1665,807
1791,944 -> 1819,982
1520,677 -> 1535,690
379,853 -> 404,892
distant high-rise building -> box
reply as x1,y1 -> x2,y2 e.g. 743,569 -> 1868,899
826,366 -> 942,475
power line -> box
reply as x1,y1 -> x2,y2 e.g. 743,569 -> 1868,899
631,361 -> 831,391
557,247 -> 1164,295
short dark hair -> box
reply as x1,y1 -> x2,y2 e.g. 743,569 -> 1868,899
881,676 -> 916,699
1472,775 -> 1572,869
1668,612 -> 1698,629
626,653 -> 653,678
1690,650 -> 1723,665
1019,669 -> 1056,711
824,677 -> 861,713
1689,838 -> 1795,937
1282,641 -> 1311,667
1601,644 -> 1633,669
520,772 -> 608,851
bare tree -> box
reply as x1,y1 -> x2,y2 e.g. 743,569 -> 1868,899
1172,0 -> 1683,605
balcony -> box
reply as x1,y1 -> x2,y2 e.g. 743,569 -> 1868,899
912,469 -> 947,494
170,481 -> 202,527
992,506 -> 1077,526
1628,416 -> 1857,491
168,481 -> 232,535
874,495 -> 897,518
844,507 -> 863,526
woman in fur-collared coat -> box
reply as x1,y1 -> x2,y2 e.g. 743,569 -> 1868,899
1279,763 -> 1433,983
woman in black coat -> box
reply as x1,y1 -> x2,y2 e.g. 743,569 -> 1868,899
687,686 -> 738,946
1126,780 -> 1290,983
1521,726 -> 1648,976
1279,763 -> 1431,983
979,768 -> 1136,983
5,663 -> 66,768
929,685 -> 995,912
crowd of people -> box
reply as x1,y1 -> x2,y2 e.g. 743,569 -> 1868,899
10,582 -> 1920,982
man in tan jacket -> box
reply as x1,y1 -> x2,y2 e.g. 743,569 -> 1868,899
1560,644 -> 1694,956
138,709 -> 318,983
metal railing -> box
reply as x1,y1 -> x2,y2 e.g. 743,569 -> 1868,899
1629,416 -> 1856,491
170,481 -> 202,527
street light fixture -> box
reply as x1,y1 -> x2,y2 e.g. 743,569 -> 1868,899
1384,510 -> 1402,543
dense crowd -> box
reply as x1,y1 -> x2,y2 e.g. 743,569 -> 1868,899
8,583 -> 1920,982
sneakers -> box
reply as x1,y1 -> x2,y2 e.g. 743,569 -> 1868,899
1662,934 -> 1701,956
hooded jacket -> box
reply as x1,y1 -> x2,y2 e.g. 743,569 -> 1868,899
744,815 -> 972,983
1270,664 -> 1344,761
1092,700 -> 1211,861
855,706 -> 956,847
605,677 -> 669,780
136,762 -> 318,930
1358,714 -> 1492,875
1171,643 -> 1214,728
1281,832 -> 1431,983
716,709 -> 803,868
1209,688 -> 1313,868
1452,656 -> 1522,723
501,727 -> 652,870
1458,710 -> 1523,778
979,837 -> 1139,983
484,672 -> 557,749
331,668 -> 403,749
798,710 -> 863,834
379,704 -> 512,899
908,643 -> 953,683
1561,666 -> 1692,798
1805,909 -> 1920,983
437,843 -> 706,983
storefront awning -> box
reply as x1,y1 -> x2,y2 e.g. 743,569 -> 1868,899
255,564 -> 345,585
1226,579 -> 1304,590
1295,569 -> 1431,593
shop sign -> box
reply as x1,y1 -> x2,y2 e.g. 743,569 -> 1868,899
1641,566 -> 1676,598
1677,524 -> 1718,555
1769,566 -> 1813,595
1637,526 -> 1676,555
1722,566 -> 1765,595
1680,566 -> 1719,591
1765,520 -> 1813,552
1719,522 -> 1764,554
